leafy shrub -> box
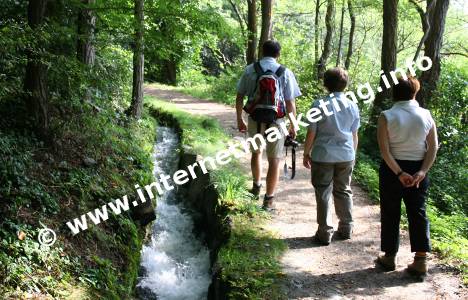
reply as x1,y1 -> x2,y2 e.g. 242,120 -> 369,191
426,63 -> 468,215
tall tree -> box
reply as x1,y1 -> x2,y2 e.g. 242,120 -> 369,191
128,0 -> 145,119
370,0 -> 399,123
24,0 -> 49,138
258,0 -> 274,59
316,0 -> 335,80
246,0 -> 258,64
76,0 -> 96,66
409,0 -> 436,61
336,0 -> 346,67
77,0 -> 96,104
417,0 -> 450,107
228,0 -> 246,39
314,0 -> 320,66
344,0 -> 355,70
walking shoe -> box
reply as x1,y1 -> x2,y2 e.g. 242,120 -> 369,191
406,255 -> 428,276
262,195 -> 275,212
249,183 -> 262,200
375,254 -> 396,271
335,230 -> 352,240
312,234 -> 330,246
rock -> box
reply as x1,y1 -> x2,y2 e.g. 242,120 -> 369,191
44,153 -> 55,163
83,157 -> 97,167
58,161 -> 69,170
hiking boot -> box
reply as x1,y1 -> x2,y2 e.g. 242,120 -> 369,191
336,230 -> 352,240
406,255 -> 428,276
375,254 -> 396,271
262,195 -> 275,212
312,234 -> 330,246
249,183 -> 262,200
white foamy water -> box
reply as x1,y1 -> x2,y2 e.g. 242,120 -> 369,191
138,127 -> 211,300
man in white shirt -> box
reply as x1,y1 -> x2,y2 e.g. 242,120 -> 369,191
236,40 -> 302,210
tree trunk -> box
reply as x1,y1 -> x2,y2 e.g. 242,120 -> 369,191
166,59 -> 177,85
370,0 -> 398,123
258,0 -> 274,59
314,0 -> 320,71
128,0 -> 145,119
316,0 -> 335,80
77,0 -> 96,66
417,0 -> 449,107
246,0 -> 258,64
344,0 -> 355,70
362,0 -> 398,154
409,0 -> 432,61
24,0 -> 49,138
228,0 -> 246,38
77,0 -> 96,105
336,0 -> 345,67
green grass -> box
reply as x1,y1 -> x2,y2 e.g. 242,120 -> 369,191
218,215 -> 287,300
146,96 -> 227,155
146,96 -> 288,299
0,107 -> 157,298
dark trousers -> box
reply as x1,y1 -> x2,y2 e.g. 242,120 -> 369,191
379,160 -> 431,254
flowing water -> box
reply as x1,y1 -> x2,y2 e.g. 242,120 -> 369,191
137,127 -> 211,300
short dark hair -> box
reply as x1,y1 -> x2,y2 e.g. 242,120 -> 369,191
262,40 -> 281,58
393,76 -> 420,101
323,68 -> 349,92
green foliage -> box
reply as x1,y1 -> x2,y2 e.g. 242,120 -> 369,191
213,167 -> 265,216
0,133 -> 57,213
179,66 -> 243,105
145,0 -> 243,84
0,3 -> 153,292
426,63 -> 468,215
0,107 -> 156,297
352,152 -> 380,203
0,225 -> 82,299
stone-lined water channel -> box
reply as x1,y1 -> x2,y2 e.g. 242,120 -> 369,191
137,127 -> 211,300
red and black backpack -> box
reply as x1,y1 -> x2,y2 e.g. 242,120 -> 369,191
243,62 -> 286,128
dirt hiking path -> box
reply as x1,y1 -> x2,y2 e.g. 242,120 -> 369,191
145,84 -> 467,300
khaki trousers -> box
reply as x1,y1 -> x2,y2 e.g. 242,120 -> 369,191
311,161 -> 354,242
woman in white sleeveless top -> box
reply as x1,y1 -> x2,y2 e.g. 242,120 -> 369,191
375,76 -> 438,276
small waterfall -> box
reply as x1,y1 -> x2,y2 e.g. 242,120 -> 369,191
137,127 -> 211,300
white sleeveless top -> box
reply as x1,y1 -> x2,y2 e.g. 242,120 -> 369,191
382,100 -> 434,161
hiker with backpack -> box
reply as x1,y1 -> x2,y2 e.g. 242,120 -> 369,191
236,40 -> 302,211
303,68 -> 360,245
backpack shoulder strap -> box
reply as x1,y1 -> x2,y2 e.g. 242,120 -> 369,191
275,65 -> 286,78
254,62 -> 264,76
